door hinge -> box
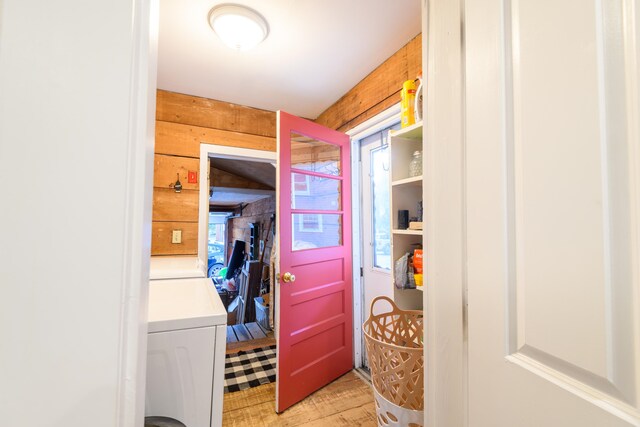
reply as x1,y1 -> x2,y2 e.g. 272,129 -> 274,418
360,267 -> 364,277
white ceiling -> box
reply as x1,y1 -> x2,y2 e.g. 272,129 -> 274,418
157,0 -> 422,118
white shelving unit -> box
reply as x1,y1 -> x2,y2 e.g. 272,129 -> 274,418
388,121 -> 424,310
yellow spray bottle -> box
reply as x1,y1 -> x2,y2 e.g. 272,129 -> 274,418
400,79 -> 417,128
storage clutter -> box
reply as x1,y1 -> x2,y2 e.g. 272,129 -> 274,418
394,248 -> 424,290
363,296 -> 424,427
254,296 -> 271,331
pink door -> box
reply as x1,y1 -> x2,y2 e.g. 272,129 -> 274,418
276,111 -> 353,413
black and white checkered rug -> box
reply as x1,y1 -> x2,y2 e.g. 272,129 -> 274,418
224,345 -> 277,394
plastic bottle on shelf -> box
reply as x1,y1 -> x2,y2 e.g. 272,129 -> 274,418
409,150 -> 422,177
414,71 -> 423,123
401,80 -> 416,128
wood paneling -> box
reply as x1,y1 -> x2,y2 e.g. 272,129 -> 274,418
212,157 -> 276,188
153,188 -> 199,222
228,197 -> 275,263
156,90 -> 276,138
156,120 -> 276,157
154,154 -> 199,191
212,167 -> 272,190
155,121 -> 200,158
152,91 -> 278,256
152,222 -> 198,255
315,34 -> 422,132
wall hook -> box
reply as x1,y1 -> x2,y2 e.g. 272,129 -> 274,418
173,173 -> 182,193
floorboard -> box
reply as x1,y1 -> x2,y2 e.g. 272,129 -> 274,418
226,326 -> 238,343
232,324 -> 252,342
245,322 -> 267,339
222,371 -> 377,427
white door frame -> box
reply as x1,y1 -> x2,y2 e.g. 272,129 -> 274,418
119,0 -> 158,423
422,0 -> 466,425
198,144 -> 277,271
347,104 -> 401,369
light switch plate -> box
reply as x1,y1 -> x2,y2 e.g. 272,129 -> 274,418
171,229 -> 182,244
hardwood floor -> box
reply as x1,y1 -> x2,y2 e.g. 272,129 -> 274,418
227,322 -> 274,343
225,337 -> 276,355
225,322 -> 276,355
222,371 -> 377,426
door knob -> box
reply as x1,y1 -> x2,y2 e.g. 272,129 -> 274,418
282,272 -> 296,283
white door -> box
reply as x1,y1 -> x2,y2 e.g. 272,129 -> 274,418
360,127 -> 397,326
463,0 -> 640,425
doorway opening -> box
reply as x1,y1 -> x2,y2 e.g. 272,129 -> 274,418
199,145 -> 278,407
202,147 -> 276,331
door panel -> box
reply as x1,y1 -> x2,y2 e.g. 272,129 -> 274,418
276,111 -> 353,412
466,0 -> 640,425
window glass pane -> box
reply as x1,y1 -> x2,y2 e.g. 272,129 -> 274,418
291,213 -> 342,251
371,146 -> 391,269
207,212 -> 228,272
291,132 -> 340,176
291,173 -> 341,210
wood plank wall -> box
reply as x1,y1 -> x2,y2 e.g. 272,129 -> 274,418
227,196 -> 275,263
151,34 -> 420,255
211,167 -> 273,191
315,34 -> 422,132
152,90 -> 276,256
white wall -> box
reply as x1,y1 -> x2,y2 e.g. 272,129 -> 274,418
0,0 -> 155,425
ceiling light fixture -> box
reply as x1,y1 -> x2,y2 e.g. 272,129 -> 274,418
208,4 -> 269,51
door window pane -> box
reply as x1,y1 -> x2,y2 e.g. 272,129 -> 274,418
371,146 -> 390,269
291,132 -> 341,176
291,213 -> 342,251
291,173 -> 341,210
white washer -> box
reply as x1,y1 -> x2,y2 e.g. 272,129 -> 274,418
146,278 -> 227,427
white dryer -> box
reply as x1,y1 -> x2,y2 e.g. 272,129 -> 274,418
145,278 -> 227,427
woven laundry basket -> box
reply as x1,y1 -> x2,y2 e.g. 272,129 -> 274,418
363,296 -> 424,427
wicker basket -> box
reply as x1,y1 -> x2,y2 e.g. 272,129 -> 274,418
363,296 -> 424,419
373,387 -> 424,427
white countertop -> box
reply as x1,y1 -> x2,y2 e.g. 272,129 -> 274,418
148,278 -> 227,333
149,256 -> 205,280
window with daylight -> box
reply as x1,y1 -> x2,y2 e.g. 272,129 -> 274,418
299,213 -> 323,232
293,173 -> 310,195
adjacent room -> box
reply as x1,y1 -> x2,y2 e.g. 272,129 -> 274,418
146,0 -> 423,426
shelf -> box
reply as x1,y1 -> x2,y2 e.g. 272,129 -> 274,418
388,119 -> 424,311
389,121 -> 423,140
398,287 -> 423,292
392,229 -> 422,235
392,175 -> 423,187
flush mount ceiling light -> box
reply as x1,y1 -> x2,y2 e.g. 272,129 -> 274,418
208,4 -> 269,51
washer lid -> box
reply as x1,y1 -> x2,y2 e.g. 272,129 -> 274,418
148,278 -> 226,332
